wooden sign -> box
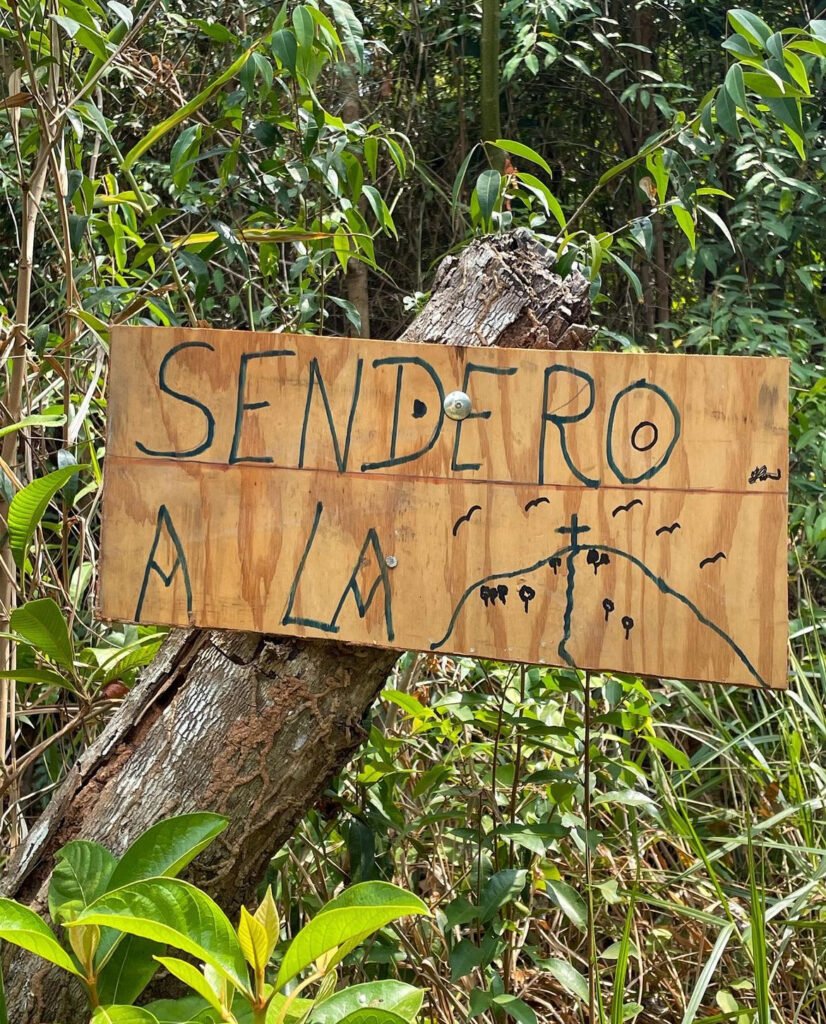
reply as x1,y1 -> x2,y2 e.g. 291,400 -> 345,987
99,326 -> 788,689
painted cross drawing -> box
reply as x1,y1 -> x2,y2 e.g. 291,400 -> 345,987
99,326 -> 788,689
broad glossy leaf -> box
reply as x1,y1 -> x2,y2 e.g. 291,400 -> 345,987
491,994 -> 537,1024
143,996 -> 215,1024
264,992 -> 314,1023
516,172 -> 566,230
8,466 -> 86,568
74,878 -> 250,994
547,879 -> 586,931
311,981 -> 424,1022
0,667 -> 75,692
271,28 -> 297,74
724,63 -> 746,109
253,888 -> 279,959
95,934 -> 165,1006
237,906 -> 269,972
48,840 -> 116,922
475,170 -> 501,230
275,883 -> 428,990
0,414 -> 66,440
478,869 -> 527,923
542,957 -> 588,1001
91,1008 -> 159,1024
154,956 -> 224,1013
492,138 -> 553,178
94,813 -> 228,1000
327,0 -> 364,70
671,201 -> 696,250
335,1013 -> 408,1024
11,598 -> 74,669
714,85 -> 740,140
107,813 -> 228,890
727,8 -> 772,48
292,6 -> 314,52
0,899 -> 82,975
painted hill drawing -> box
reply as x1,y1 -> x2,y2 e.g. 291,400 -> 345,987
428,514 -> 766,688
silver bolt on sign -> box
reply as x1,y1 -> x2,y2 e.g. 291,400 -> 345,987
443,390 -> 472,421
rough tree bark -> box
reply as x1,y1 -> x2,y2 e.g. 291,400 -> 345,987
1,229 -> 592,1021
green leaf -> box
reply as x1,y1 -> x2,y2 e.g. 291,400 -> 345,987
0,667 -> 75,692
73,878 -> 250,994
8,465 -> 86,568
451,144 -> 480,216
123,46 -> 256,169
0,899 -> 82,976
671,201 -> 696,250
335,1013 -> 408,1024
0,414 -> 66,440
646,735 -> 691,769
543,957 -> 588,1001
48,840 -> 116,922
714,85 -> 740,139
724,63 -> 747,109
608,252 -> 643,302
592,789 -> 656,808
547,879 -> 586,931
169,124 -> 201,190
51,13 -> 82,36
292,5 -> 314,52
237,906 -> 269,973
491,995 -> 537,1024
106,813 -> 228,890
475,169 -> 501,231
727,9 -> 772,48
265,993 -> 314,1023
450,938 -> 484,980
597,135 -> 663,187
154,957 -> 224,1014
271,29 -> 298,74
516,172 -> 566,230
327,0 -> 365,70
311,981 -> 424,1023
275,882 -> 428,990
107,1 -> 133,28
479,869 -> 527,923
96,934 -> 165,1006
91,1008 -> 159,1024
697,205 -> 735,252
143,996 -> 214,1024
94,814 -> 229,1001
491,139 -> 553,178
629,216 -> 653,256
11,599 -> 74,669
253,888 -> 279,961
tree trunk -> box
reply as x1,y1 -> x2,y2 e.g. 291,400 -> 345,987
480,0 -> 503,170
340,58 -> 371,338
1,228 -> 592,1022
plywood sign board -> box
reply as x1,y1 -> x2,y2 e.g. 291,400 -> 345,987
99,326 -> 789,689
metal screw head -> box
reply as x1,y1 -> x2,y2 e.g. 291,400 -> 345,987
443,390 -> 472,421
385,555 -> 398,569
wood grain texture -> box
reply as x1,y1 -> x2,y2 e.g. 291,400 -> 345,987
100,326 -> 788,688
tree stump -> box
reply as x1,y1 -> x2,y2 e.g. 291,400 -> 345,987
1,228 -> 593,1021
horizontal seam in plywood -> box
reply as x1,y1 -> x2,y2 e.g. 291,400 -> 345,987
103,452 -> 789,498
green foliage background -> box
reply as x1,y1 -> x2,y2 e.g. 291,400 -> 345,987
0,0 -> 824,1021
